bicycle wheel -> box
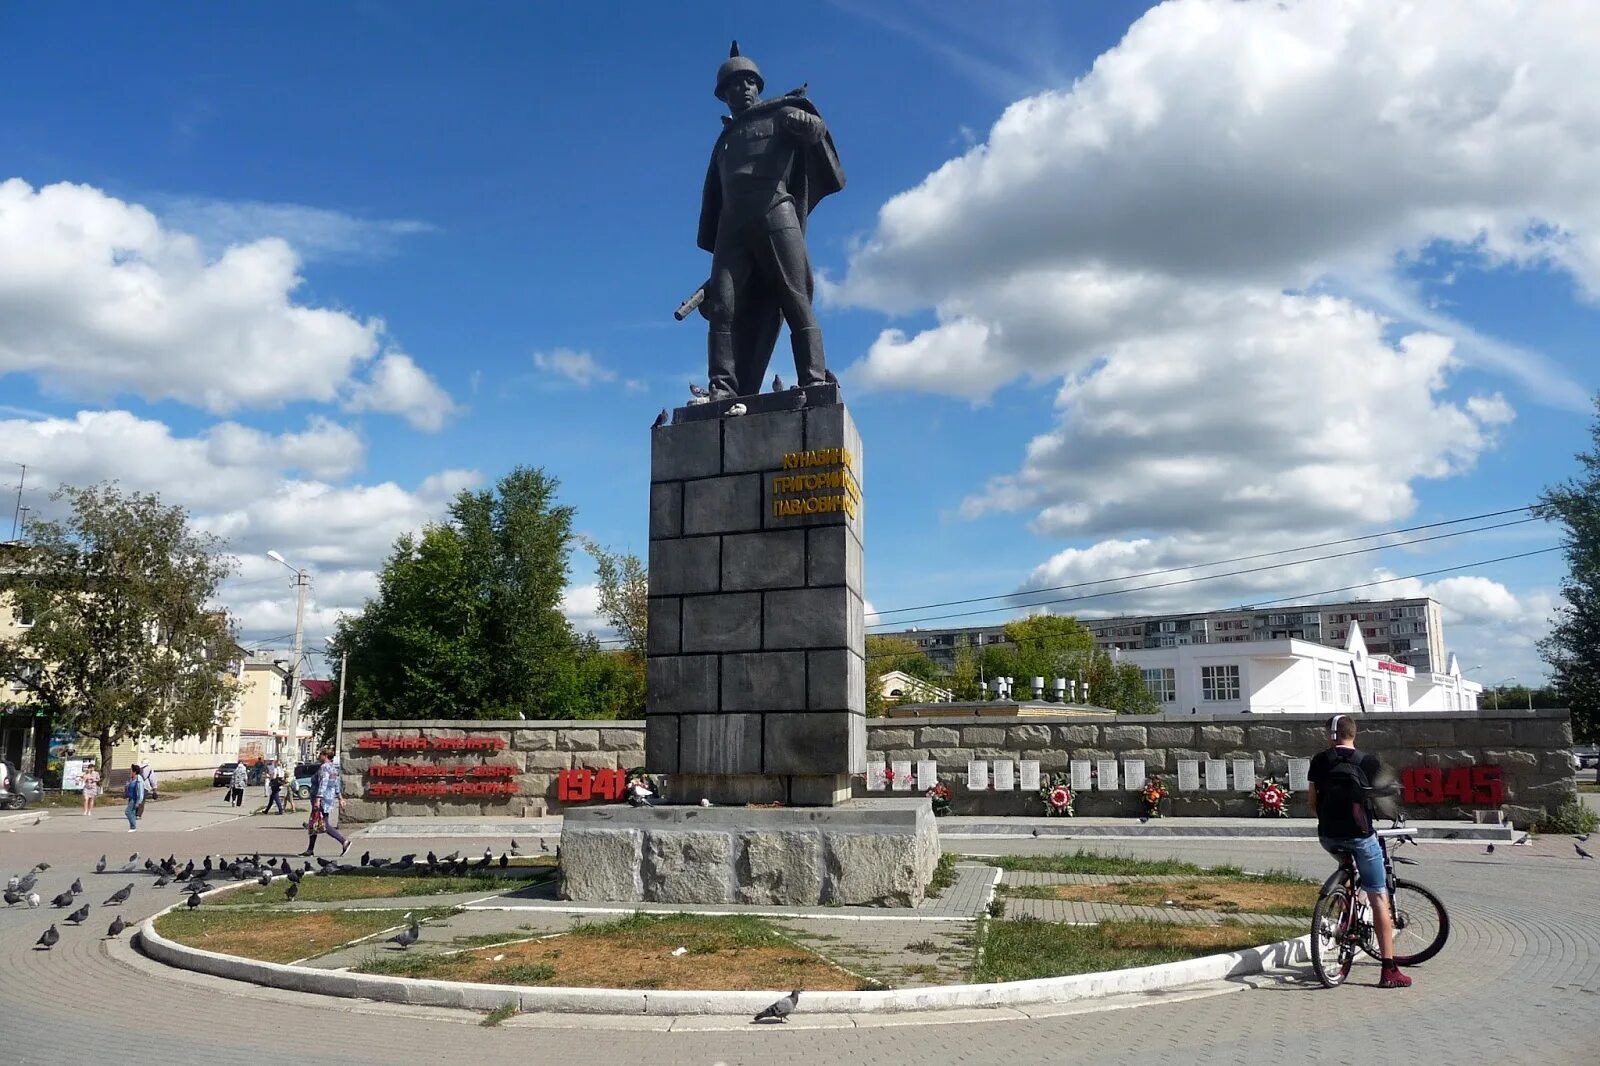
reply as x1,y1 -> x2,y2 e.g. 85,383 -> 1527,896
1310,883 -> 1356,987
1389,878 -> 1448,966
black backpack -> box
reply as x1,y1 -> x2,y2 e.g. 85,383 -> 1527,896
1320,749 -> 1375,835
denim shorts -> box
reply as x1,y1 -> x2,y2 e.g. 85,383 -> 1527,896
1320,833 -> 1386,893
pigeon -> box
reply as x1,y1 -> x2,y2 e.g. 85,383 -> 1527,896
143,859 -> 156,872
395,855 -> 415,871
689,382 -> 710,399
498,853 -> 508,869
368,858 -> 389,869
1578,844 -> 1594,859
103,884 -> 133,906
1485,844 -> 1495,854
128,852 -> 138,863
360,851 -> 370,867
426,851 -> 437,866
726,402 -> 747,416
1442,831 -> 1460,840
51,890 -> 74,908
1577,834 -> 1591,843
35,924 -> 59,950
753,989 -> 800,1023
3,889 -> 22,906
388,919 -> 420,950
153,875 -> 170,888
257,872 -> 272,886
472,853 -> 491,871
69,878 -> 83,896
510,839 -> 522,856
117,858 -> 139,874
106,915 -> 125,939
285,882 -> 299,902
33,862 -> 50,871
652,409 -> 668,429
824,369 -> 839,386
772,374 -> 785,392
186,891 -> 202,911
95,855 -> 107,874
67,904 -> 90,925
1513,833 -> 1532,846
791,389 -> 808,410
1138,816 -> 1150,824
26,893 -> 40,908
189,881 -> 214,894
537,839 -> 547,855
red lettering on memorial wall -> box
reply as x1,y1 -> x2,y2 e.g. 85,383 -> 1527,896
354,735 -> 508,752
369,781 -> 519,798
558,768 -> 627,803
1401,765 -> 1503,806
368,763 -> 517,780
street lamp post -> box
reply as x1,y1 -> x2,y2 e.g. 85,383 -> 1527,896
267,550 -> 309,765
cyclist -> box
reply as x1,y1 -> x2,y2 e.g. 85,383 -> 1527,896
1307,713 -> 1411,988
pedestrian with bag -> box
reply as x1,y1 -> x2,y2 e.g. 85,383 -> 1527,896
261,759 -> 286,815
228,760 -> 248,808
124,763 -> 146,832
300,749 -> 349,857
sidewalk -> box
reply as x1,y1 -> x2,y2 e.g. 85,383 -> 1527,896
355,812 -> 1515,841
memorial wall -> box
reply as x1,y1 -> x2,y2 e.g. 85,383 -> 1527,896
339,708 -> 1575,827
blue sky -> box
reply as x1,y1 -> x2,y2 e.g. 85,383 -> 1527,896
1,1 -> 1593,685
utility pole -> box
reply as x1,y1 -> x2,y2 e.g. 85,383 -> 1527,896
335,648 -> 348,762
268,550 -> 310,765
10,462 -> 24,539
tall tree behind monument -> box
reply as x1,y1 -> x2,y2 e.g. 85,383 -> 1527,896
1536,392 -> 1600,742
0,483 -> 239,771
334,466 -> 641,721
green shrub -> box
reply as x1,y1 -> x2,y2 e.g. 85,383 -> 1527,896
1534,800 -> 1599,835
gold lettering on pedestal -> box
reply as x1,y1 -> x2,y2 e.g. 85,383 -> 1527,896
773,449 -> 861,520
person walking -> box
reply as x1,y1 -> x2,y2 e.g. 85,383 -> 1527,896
261,760 -> 286,815
228,760 -> 248,808
1308,714 -> 1411,989
301,749 -> 349,858
81,761 -> 100,816
123,763 -> 146,832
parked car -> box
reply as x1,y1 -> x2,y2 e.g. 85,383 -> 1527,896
292,762 -> 320,798
212,761 -> 265,787
0,763 -> 44,810
1575,746 -> 1599,769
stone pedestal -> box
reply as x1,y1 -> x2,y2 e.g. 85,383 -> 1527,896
559,798 -> 939,907
645,384 -> 867,806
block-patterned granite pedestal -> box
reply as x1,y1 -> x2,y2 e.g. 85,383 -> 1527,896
644,385 -> 867,806
559,799 -> 939,907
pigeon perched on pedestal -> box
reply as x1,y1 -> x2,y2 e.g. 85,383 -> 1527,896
689,382 -> 709,399
652,409 -> 668,429
753,990 -> 800,1023
771,374 -> 784,392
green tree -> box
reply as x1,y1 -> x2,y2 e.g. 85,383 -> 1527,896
334,466 -> 624,720
1002,614 -> 1096,682
581,538 -> 648,658
947,635 -> 981,700
1535,395 -> 1600,741
865,634 -> 939,716
0,483 -> 239,771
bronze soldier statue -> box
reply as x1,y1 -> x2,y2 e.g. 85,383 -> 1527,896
696,41 -> 845,400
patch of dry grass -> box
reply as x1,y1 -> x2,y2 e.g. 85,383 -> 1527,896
1013,877 -> 1317,917
154,906 -> 454,963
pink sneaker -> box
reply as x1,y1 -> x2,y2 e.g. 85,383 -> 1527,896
1379,964 -> 1412,988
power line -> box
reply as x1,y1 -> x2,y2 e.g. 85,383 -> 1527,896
861,546 -> 1562,663
869,505 -> 1536,619
868,520 -> 1548,630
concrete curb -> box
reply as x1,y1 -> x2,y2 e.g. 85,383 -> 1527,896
0,809 -> 48,830
136,909 -> 1310,1016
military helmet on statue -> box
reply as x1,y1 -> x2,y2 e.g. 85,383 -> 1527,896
714,40 -> 764,100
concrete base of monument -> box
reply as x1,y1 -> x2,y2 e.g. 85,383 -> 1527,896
664,772 -> 851,807
558,798 -> 939,908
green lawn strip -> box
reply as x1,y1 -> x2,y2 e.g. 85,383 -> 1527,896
972,917 -> 1271,983
154,905 -> 456,964
928,852 -> 958,897
227,874 -> 542,905
982,850 -> 1213,876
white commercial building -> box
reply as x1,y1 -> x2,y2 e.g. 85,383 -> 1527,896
1120,623 -> 1481,716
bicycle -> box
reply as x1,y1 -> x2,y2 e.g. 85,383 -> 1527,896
1310,825 -> 1450,987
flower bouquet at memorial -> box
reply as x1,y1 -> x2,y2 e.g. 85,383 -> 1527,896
1141,775 -> 1169,817
1254,777 -> 1291,817
1040,774 -> 1076,817
925,782 -> 952,816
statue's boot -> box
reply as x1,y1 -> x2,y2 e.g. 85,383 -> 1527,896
792,326 -> 827,388
708,328 -> 738,399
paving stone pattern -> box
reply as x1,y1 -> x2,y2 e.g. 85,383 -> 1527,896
1,794 -> 1596,1064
